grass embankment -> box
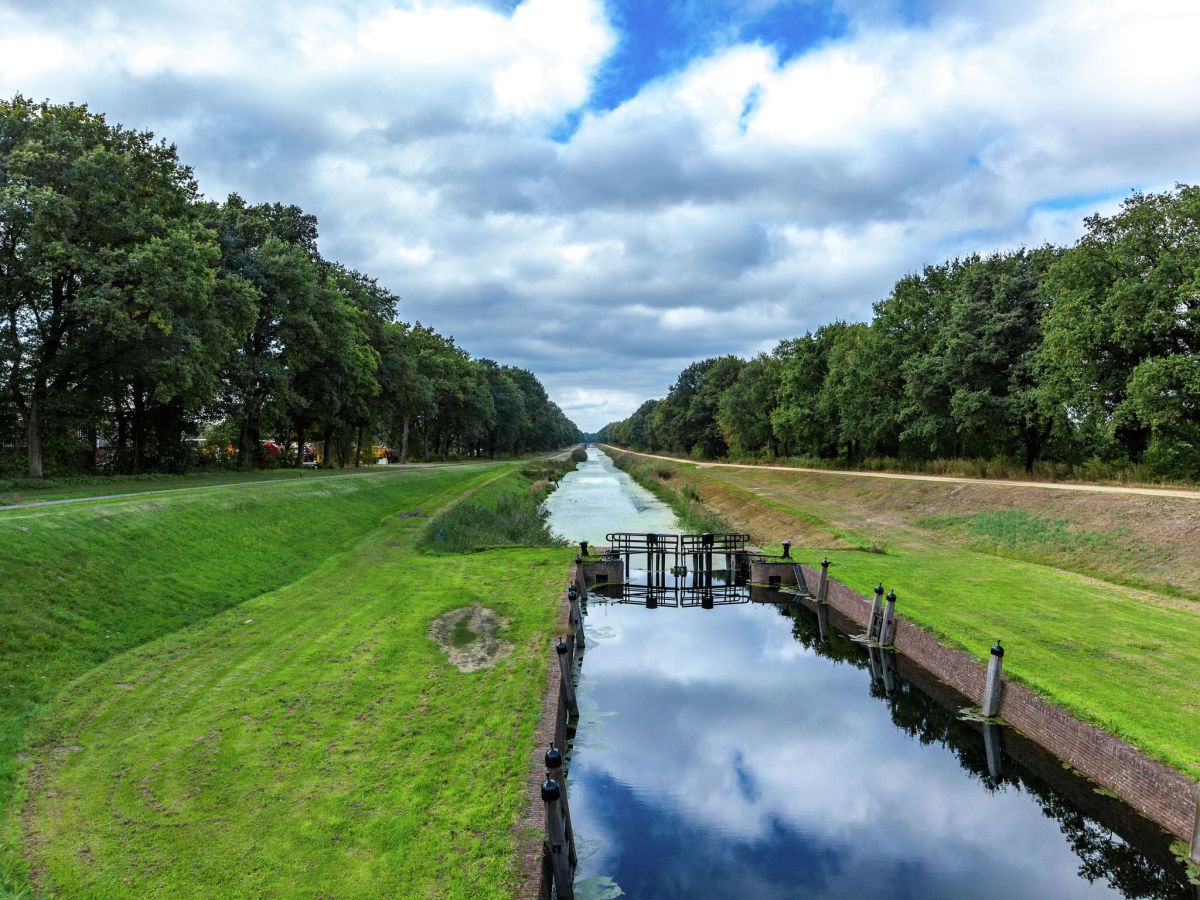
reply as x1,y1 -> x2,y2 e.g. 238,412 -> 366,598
609,456 -> 731,534
1,465 -> 371,506
620,447 -> 1200,490
608,448 -> 1200,782
3,461 -> 574,897
423,459 -> 577,553
0,460 -> 504,507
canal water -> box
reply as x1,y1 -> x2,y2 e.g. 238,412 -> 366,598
545,448 -> 1192,899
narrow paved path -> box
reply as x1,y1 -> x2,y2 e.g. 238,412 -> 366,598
601,445 -> 1200,500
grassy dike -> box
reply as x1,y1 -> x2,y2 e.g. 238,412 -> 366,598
2,460 -> 575,897
607,448 -> 1200,783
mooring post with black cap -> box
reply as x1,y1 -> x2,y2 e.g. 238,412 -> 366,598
982,640 -> 1004,717
867,584 -> 885,641
817,558 -> 830,603
580,541 -> 588,557
879,590 -> 897,647
781,540 -> 791,559
545,742 -> 577,867
557,638 -> 579,717
541,778 -> 574,899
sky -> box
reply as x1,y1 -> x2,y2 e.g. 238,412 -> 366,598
3,0 -> 1200,432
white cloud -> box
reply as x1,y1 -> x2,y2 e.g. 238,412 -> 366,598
2,0 -> 1200,430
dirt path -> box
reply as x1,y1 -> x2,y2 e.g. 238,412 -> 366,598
601,446 -> 1200,501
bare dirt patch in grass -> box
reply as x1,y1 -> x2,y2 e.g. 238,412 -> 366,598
428,604 -> 514,672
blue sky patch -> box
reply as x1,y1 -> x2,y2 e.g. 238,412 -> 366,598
589,0 -> 844,113
1033,190 -> 1131,212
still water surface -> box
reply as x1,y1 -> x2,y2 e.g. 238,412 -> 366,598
545,448 -> 1191,899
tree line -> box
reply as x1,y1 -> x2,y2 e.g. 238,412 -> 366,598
1,97 -> 580,478
599,185 -> 1200,480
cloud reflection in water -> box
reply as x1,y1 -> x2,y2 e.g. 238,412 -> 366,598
568,601 -> 1180,899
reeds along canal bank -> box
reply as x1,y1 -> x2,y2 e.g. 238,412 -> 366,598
521,447 -> 1198,899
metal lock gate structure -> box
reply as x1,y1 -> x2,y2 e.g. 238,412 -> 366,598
602,532 -> 751,607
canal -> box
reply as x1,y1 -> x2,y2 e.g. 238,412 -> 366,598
545,447 -> 1193,899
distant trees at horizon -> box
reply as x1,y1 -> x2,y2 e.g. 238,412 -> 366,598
599,185 -> 1200,481
0,96 -> 580,478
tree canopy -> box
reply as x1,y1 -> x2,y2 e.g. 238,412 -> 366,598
0,97 -> 579,477
600,186 -> 1200,480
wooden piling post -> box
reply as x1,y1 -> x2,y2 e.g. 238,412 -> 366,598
817,558 -> 830,603
880,648 -> 896,696
982,722 -> 1004,779
546,742 -> 577,867
568,585 -> 584,649
982,640 -> 1004,717
867,645 -> 883,686
879,590 -> 897,646
557,639 -> 579,717
541,778 -> 574,900
867,584 -> 884,641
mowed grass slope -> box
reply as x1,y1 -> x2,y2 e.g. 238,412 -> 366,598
3,462 -> 571,896
0,466 -> 492,811
609,450 -> 1200,781
0,465 -> 408,506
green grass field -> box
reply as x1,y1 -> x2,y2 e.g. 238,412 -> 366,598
803,546 -> 1199,778
609,449 -> 1200,782
1,462 -> 572,897
0,461 -> 485,507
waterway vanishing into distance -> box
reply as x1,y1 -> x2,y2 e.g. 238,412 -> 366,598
544,448 -> 1192,899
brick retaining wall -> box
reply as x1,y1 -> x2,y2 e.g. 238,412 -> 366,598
515,568 -> 575,900
799,564 -> 1200,847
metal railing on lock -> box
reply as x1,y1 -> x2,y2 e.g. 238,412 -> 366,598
605,532 -> 680,579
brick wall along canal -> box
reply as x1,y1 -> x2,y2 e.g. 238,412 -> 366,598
545,448 -> 1193,899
